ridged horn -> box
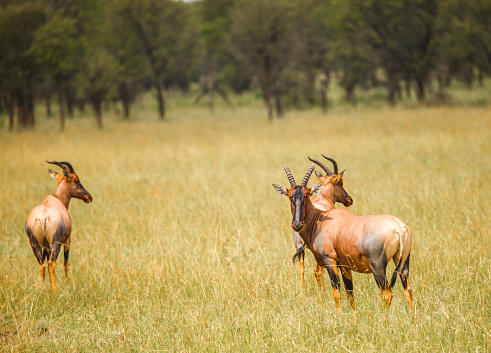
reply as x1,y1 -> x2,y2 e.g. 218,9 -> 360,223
283,164 -> 296,187
301,164 -> 315,187
321,154 -> 339,175
308,156 -> 333,176
46,160 -> 75,177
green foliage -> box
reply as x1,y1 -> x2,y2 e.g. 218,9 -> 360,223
230,0 -> 297,75
440,0 -> 491,75
31,12 -> 77,77
0,0 -> 490,126
77,48 -> 120,103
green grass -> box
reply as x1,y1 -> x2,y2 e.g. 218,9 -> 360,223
0,95 -> 490,351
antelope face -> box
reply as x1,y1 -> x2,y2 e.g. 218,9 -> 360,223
273,163 -> 321,232
272,183 -> 322,232
310,155 -> 353,207
68,174 -> 93,203
315,171 -> 353,207
47,160 -> 93,203
290,186 -> 310,231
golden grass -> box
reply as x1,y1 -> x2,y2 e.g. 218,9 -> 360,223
0,99 -> 490,351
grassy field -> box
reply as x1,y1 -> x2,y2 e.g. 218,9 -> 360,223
0,91 -> 490,351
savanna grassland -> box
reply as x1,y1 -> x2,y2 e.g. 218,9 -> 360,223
0,89 -> 490,352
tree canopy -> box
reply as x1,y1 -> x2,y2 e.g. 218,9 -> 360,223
0,0 -> 489,128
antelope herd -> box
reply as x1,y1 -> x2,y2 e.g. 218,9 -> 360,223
25,156 -> 412,314
273,159 -> 413,314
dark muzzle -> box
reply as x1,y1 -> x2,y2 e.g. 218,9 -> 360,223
345,196 -> 353,207
292,220 -> 304,231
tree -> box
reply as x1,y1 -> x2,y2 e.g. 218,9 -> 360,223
0,2 -> 47,128
113,0 -> 192,120
441,0 -> 491,82
31,12 -> 78,130
196,0 -> 236,111
77,49 -> 119,129
230,0 -> 299,120
344,0 -> 440,103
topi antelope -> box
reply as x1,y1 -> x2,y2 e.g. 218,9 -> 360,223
292,155 -> 353,292
25,161 -> 92,290
273,164 -> 413,314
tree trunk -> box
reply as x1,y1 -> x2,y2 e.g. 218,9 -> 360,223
320,74 -> 329,114
45,96 -> 52,118
263,85 -> 273,121
92,99 -> 103,129
208,77 -> 214,113
258,71 -> 273,121
346,83 -> 357,107
119,82 -> 131,120
8,95 -> 14,131
16,93 -> 27,127
16,92 -> 35,128
396,81 -> 402,101
155,81 -> 165,120
388,77 -> 397,106
27,91 -> 35,127
57,83 -> 65,131
462,64 -> 473,89
414,75 -> 426,104
274,91 -> 283,118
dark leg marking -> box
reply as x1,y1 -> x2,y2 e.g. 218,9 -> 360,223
320,257 -> 340,290
319,255 -> 342,313
64,249 -> 70,265
292,243 -> 306,264
342,271 -> 356,311
25,224 -> 43,265
342,273 -> 354,296
400,253 -> 413,313
400,254 -> 410,289
370,258 -> 389,290
49,225 -> 65,262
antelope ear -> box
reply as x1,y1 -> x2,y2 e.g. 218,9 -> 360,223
48,169 -> 62,179
332,170 -> 345,184
272,184 -> 288,196
314,170 -> 323,181
310,183 -> 323,196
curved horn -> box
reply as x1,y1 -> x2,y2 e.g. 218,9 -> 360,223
308,156 -> 333,176
46,160 -> 74,177
321,154 -> 339,175
283,164 -> 296,187
301,163 -> 315,187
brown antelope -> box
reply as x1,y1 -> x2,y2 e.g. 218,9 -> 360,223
25,161 -> 92,290
273,164 -> 413,314
292,155 -> 353,292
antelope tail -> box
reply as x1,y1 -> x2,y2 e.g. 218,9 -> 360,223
42,217 -> 49,237
36,217 -> 49,239
389,226 -> 406,288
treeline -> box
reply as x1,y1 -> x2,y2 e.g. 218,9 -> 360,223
0,0 -> 490,129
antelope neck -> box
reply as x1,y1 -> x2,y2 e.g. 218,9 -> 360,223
53,187 -> 71,209
298,199 -> 324,249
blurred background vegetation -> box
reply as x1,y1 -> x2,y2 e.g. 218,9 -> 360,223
0,0 -> 490,129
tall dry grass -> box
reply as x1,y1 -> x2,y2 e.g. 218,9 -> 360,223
0,97 -> 490,351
